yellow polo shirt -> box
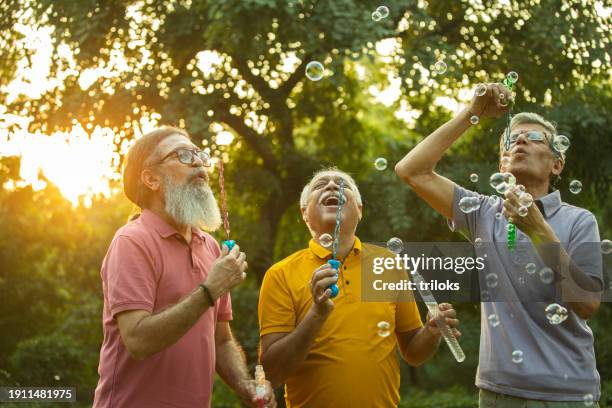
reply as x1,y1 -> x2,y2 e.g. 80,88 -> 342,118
258,237 -> 423,407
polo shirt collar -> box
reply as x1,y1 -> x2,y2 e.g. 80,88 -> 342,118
309,236 -> 362,259
535,190 -> 562,218
140,209 -> 206,242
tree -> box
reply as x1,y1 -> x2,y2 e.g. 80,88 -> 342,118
1,0 -> 609,277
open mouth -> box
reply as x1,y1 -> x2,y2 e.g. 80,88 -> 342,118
320,193 -> 343,207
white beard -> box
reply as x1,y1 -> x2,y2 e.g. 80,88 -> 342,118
162,174 -> 222,232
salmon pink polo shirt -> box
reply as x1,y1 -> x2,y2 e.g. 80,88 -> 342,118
93,209 -> 232,408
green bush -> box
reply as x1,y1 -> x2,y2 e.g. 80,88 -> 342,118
400,386 -> 477,408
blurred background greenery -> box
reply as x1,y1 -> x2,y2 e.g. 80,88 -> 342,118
0,0 -> 610,406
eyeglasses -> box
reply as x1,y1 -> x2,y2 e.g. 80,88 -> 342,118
156,148 -> 211,167
508,130 -> 550,146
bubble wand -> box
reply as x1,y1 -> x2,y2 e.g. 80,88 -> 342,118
412,270 -> 465,362
217,160 -> 236,251
327,179 -> 346,298
502,73 -> 517,251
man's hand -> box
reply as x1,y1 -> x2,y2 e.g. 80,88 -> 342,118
469,83 -> 513,118
503,186 -> 554,243
238,380 -> 277,408
204,244 -> 248,300
424,303 -> 461,338
309,263 -> 337,316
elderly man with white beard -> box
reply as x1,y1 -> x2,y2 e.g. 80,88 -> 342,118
93,127 -> 275,408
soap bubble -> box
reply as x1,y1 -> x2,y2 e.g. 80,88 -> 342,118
518,206 -> 528,217
488,314 -> 500,327
459,196 -> 481,213
474,237 -> 483,248
481,290 -> 491,301
489,173 -> 506,190
500,156 -> 511,168
54,374 -> 61,381
498,93 -> 509,107
525,263 -> 536,274
433,60 -> 447,74
387,237 -> 404,254
470,115 -> 479,125
474,83 -> 487,97
553,135 -> 570,153
569,180 -> 582,194
583,393 -> 594,406
485,273 -> 499,288
493,172 -> 516,193
545,303 -> 568,325
371,10 -> 382,21
519,192 -> 533,207
376,5 -> 389,18
512,350 -> 524,364
374,157 -> 388,171
377,320 -> 391,337
305,61 -> 324,81
539,267 -> 554,284
319,233 -> 333,248
602,239 -> 612,254
515,185 -> 526,195
489,195 -> 500,206
470,173 -> 479,182
495,212 -> 503,220
506,71 -> 519,84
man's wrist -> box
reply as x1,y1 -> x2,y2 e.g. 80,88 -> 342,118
198,283 -> 216,306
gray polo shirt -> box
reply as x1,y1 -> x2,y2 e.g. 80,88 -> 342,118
450,184 -> 602,402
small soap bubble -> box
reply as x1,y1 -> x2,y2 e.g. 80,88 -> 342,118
371,10 -> 382,21
512,350 -> 524,364
474,237 -> 483,248
496,182 -> 510,194
545,303 -> 568,325
54,374 -> 61,381
583,393 -> 594,406
377,320 -> 391,337
518,206 -> 528,217
488,314 -> 500,327
470,115 -> 479,125
569,180 -> 582,194
489,173 -> 505,190
485,273 -> 499,288
387,237 -> 403,254
470,173 -> 479,182
525,263 -> 536,274
474,83 -> 487,97
498,93 -> 509,107
518,192 -> 533,208
376,5 -> 389,18
553,135 -> 570,153
459,196 -> 481,213
495,212 -> 503,220
507,71 -> 519,84
481,290 -> 491,301
374,157 -> 388,171
602,239 -> 612,254
539,267 -> 554,284
305,61 -> 324,81
515,185 -> 526,195
500,156 -> 511,168
489,195 -> 500,206
433,60 -> 447,74
319,233 -> 333,248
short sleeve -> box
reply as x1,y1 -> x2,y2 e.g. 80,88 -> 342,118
103,235 -> 159,318
568,211 -> 603,286
448,183 -> 492,242
395,299 -> 423,333
258,266 -> 296,336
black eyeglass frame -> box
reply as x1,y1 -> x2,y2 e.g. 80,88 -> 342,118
153,148 -> 211,167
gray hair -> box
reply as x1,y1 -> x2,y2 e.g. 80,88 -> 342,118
499,112 -> 566,162
300,167 -> 362,209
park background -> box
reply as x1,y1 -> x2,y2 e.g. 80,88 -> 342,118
0,0 -> 610,406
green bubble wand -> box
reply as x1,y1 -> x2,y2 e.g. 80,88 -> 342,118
502,73 -> 517,250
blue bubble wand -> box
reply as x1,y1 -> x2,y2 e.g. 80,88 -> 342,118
327,180 -> 345,298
